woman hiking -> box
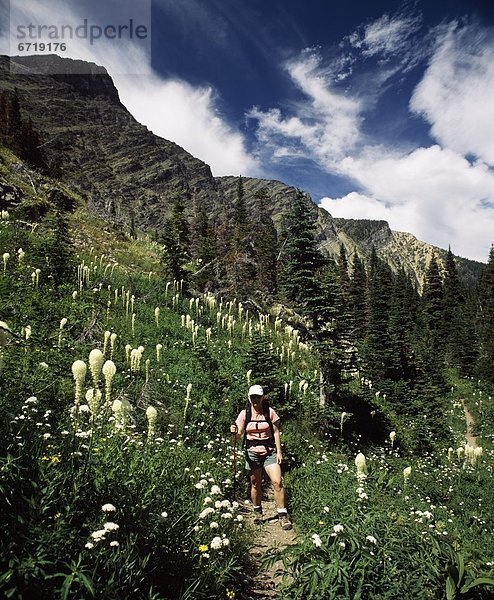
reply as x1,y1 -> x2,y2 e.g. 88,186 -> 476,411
230,384 -> 292,530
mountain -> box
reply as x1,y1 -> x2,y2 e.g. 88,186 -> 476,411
0,54 -> 484,290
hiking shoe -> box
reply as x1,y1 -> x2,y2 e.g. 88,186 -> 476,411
253,506 -> 263,524
279,514 -> 292,530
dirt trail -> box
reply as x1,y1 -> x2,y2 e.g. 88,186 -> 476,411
238,496 -> 297,600
461,399 -> 478,447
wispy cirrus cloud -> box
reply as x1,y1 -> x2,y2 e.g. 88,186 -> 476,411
348,10 -> 423,60
248,48 -> 363,166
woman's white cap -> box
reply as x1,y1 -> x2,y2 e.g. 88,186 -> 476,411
248,384 -> 264,396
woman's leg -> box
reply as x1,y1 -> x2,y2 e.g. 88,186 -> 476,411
250,467 -> 263,507
264,462 -> 286,510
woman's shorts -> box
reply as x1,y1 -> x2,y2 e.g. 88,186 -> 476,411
245,448 -> 278,471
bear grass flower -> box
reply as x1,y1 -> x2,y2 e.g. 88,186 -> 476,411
0,321 -> 12,370
311,533 -> 322,548
403,466 -> 412,483
103,330 -> 111,356
156,343 -> 163,362
2,252 -> 9,273
110,333 -> 117,358
146,405 -> 157,440
72,360 -> 87,412
389,431 -> 396,448
89,349 -> 104,390
86,388 -> 102,416
355,453 -> 367,479
102,360 -> 117,406
112,398 -> 132,430
102,504 -> 116,512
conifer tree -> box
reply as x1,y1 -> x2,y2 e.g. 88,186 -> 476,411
244,330 -> 283,402
252,188 -> 277,297
226,176 -> 256,298
159,193 -> 190,288
233,176 -> 248,232
387,269 -> 419,381
443,247 -> 469,368
348,254 -> 367,340
338,244 -> 351,300
363,248 -> 394,380
422,255 -> 445,347
476,245 -> 494,382
279,192 -> 350,403
336,244 -> 354,339
190,198 -> 218,291
315,257 -> 349,395
279,191 -> 325,325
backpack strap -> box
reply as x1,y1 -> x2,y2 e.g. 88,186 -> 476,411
242,403 -> 251,449
262,400 -> 275,439
242,400 -> 275,450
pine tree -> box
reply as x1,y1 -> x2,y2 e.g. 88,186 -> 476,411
233,176 -> 248,232
348,254 -> 367,340
226,177 -> 256,298
279,191 -> 325,326
443,247 -> 468,368
190,198 -> 218,291
476,245 -> 494,382
422,256 -> 445,348
387,269 -> 419,381
315,257 -> 349,395
45,210 -> 75,283
338,244 -> 351,300
363,248 -> 394,380
159,193 -> 190,287
252,188 -> 277,297
279,192 -> 349,403
244,330 -> 283,403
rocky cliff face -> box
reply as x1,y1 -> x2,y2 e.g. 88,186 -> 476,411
0,54 -> 221,230
0,54 -> 484,290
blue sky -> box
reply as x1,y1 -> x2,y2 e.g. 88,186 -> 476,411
2,0 -> 494,261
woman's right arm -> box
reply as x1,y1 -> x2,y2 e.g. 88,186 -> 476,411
231,412 -> 244,437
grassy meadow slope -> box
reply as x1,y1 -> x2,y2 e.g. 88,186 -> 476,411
1,147 -> 494,598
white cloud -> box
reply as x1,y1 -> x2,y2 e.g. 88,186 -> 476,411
351,12 -> 422,58
248,49 -> 363,165
2,0 -> 257,176
114,75 -> 257,176
410,22 -> 494,166
321,145 -> 494,262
